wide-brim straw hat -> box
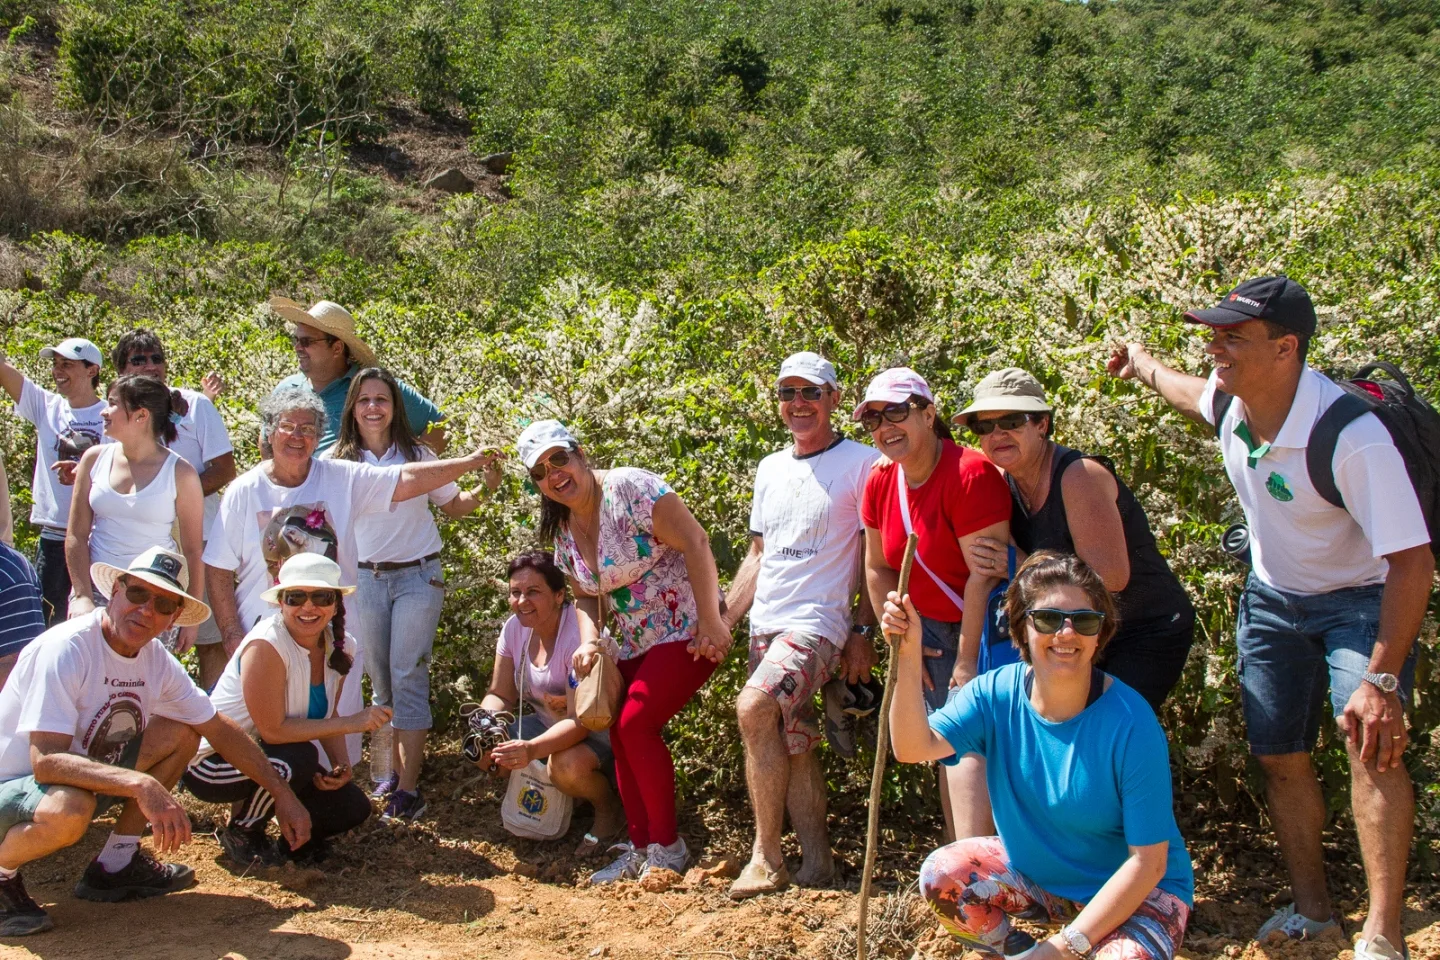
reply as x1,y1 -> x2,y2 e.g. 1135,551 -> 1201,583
956,367 -> 1053,418
267,297 -> 378,368
260,553 -> 357,605
91,546 -> 212,628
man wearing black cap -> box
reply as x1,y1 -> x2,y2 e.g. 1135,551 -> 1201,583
1107,276 -> 1433,960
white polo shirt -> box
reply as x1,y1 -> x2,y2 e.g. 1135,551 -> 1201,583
1199,367 -> 1428,596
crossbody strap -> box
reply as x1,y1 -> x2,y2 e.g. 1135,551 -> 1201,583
896,465 -> 965,612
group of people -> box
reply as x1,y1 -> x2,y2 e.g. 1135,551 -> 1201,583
0,277 -> 1427,960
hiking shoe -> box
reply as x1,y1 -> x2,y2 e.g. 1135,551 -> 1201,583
642,837 -> 689,878
219,823 -> 280,868
1256,903 -> 1337,942
282,837 -> 332,867
822,678 -> 858,758
0,872 -> 52,937
1355,935 -> 1410,960
380,788 -> 427,824
368,772 -> 399,802
73,850 -> 195,902
589,843 -> 645,885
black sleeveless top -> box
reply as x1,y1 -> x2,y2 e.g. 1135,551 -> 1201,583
1007,445 -> 1193,635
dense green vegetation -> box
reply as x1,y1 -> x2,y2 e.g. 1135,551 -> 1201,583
2,0 -> 1440,866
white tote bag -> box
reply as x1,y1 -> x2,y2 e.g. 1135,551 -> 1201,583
501,629 -> 574,841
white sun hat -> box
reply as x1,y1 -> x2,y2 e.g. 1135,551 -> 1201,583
260,554 -> 357,605
91,546 -> 212,627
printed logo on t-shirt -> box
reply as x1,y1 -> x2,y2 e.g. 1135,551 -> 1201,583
1265,472 -> 1294,502
55,425 -> 101,463
259,504 -> 338,585
81,692 -> 144,765
768,474 -> 833,560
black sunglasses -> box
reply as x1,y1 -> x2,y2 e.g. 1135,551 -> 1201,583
776,385 -> 830,402
1025,608 -> 1106,637
529,449 -> 573,482
858,402 -> 914,432
966,412 -> 1042,436
126,352 -> 166,367
290,334 -> 337,349
120,577 -> 182,616
281,589 -> 339,608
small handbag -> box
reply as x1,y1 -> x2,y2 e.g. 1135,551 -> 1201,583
575,590 -> 624,732
501,635 -> 573,840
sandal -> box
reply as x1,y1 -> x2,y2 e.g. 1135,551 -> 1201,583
728,861 -> 790,900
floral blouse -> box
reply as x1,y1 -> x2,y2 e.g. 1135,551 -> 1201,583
554,468 -> 701,660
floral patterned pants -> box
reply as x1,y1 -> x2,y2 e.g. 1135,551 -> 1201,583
919,836 -> 1189,960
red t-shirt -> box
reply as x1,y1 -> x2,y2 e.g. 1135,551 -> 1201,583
861,439 -> 1011,622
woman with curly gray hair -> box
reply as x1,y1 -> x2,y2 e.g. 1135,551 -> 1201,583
203,386 -> 497,755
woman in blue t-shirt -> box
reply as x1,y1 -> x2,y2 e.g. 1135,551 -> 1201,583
885,552 -> 1193,960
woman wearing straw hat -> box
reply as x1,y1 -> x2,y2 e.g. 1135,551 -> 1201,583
183,553 -> 386,867
956,368 -> 1195,711
266,297 -> 446,454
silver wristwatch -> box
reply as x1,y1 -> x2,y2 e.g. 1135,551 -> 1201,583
1061,925 -> 1093,959
1363,671 -> 1400,694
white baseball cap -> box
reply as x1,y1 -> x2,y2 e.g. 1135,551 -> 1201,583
516,419 -> 579,469
852,367 -> 934,420
777,351 -> 838,388
40,338 -> 103,367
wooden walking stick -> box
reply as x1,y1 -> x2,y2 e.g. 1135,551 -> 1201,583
856,532 -> 918,960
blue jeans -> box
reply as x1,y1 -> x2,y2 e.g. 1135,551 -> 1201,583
921,616 -> 961,713
355,556 -> 446,731
1236,574 -> 1416,756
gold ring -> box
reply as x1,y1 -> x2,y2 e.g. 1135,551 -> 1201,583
1392,734 -> 1403,740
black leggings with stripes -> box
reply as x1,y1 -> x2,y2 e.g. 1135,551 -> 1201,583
182,740 -> 371,848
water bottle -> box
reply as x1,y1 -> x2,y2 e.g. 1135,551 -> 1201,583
370,722 -> 393,785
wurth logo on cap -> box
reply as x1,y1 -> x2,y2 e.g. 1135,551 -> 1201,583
1229,294 -> 1264,309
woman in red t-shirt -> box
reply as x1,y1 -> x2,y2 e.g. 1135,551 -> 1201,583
858,367 -> 1010,839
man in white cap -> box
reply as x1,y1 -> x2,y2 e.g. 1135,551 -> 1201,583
0,338 -> 111,625
266,297 -> 446,454
721,352 -> 879,898
0,547 -> 311,936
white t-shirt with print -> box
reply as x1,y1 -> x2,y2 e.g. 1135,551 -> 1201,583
0,610 -> 216,782
344,445 -> 458,564
14,379 -> 109,532
495,605 -> 583,729
168,387 -> 234,539
1199,367 -> 1428,595
748,437 -> 879,644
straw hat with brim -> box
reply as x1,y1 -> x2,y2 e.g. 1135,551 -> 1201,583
91,546 -> 212,628
956,367 -> 1053,419
260,553 -> 357,605
267,297 -> 378,368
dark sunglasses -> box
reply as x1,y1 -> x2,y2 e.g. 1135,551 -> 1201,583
858,402 -> 914,432
966,412 -> 1041,436
281,589 -> 339,608
529,449 -> 573,482
1025,608 -> 1106,637
120,577 -> 182,616
776,385 -> 830,402
126,353 -> 166,367
290,334 -> 337,349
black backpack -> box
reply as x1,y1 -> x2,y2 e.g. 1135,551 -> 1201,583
1211,361 -> 1440,555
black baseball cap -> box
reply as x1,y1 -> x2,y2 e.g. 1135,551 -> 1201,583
1184,275 -> 1316,336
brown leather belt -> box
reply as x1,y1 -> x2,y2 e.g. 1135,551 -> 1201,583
358,551 -> 441,572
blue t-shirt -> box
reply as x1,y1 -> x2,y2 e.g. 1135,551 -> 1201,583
929,663 -> 1194,905
307,683 -> 328,720
0,544 -> 45,658
272,366 -> 443,453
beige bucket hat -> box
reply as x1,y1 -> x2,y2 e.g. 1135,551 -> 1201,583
267,297 -> 378,367
91,546 -> 212,627
956,367 -> 1053,418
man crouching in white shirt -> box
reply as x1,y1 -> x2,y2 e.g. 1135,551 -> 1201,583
0,547 -> 311,936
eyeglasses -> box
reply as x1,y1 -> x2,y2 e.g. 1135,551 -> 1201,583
119,577 -> 183,616
274,420 -> 319,440
290,335 -> 337,349
858,402 -> 914,432
1025,608 -> 1106,637
529,449 -> 572,482
966,412 -> 1042,436
776,385 -> 830,402
281,589 -> 339,608
126,353 -> 165,367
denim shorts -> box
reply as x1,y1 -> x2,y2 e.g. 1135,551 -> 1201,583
921,616 -> 962,714
1236,574 -> 1416,756
0,776 -> 50,838
510,713 -> 616,784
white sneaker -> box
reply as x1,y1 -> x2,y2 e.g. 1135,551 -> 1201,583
641,837 -> 689,877
1256,903 -> 1337,941
588,843 -> 645,885
1355,935 -> 1409,960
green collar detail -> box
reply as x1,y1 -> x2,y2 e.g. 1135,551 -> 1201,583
1233,420 -> 1271,468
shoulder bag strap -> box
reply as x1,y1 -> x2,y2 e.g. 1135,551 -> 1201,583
896,465 -> 965,612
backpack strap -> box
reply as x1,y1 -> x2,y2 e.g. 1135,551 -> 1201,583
1211,389 -> 1234,439
1306,390 -> 1375,510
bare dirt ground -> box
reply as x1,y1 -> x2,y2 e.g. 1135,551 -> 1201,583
0,745 -> 1435,960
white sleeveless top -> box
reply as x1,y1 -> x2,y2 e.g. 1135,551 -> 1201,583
87,445 -> 179,569
194,613 -> 347,761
